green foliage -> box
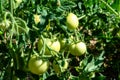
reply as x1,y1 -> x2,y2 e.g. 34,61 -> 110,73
0,0 -> 120,80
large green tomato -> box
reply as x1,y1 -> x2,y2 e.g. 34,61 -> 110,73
53,59 -> 68,73
38,38 -> 60,55
69,42 -> 87,56
66,13 -> 79,30
28,55 -> 49,75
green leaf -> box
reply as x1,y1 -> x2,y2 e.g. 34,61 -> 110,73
84,57 -> 96,72
0,30 -> 3,35
93,73 -> 106,80
80,56 -> 89,69
84,52 -> 104,72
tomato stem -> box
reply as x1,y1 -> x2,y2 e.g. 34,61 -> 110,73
0,0 -> 2,13
40,35 -> 46,56
78,15 -> 86,20
9,0 -> 13,15
100,0 -> 120,18
74,30 -> 79,42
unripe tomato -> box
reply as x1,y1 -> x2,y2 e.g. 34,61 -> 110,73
56,0 -> 61,6
50,40 -> 60,54
69,43 -> 76,54
69,42 -> 87,56
15,0 -> 22,4
53,59 -> 68,73
53,60 -> 60,73
38,38 -> 60,55
28,55 -> 49,75
66,13 -> 79,30
60,38 -> 67,49
0,22 -> 6,30
38,38 -> 52,54
0,20 -> 11,31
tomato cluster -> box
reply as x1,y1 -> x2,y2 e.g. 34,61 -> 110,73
38,38 -> 60,55
28,13 -> 87,75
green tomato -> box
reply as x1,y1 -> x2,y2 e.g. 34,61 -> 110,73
53,59 -> 69,73
0,20 -> 11,31
15,0 -> 22,3
69,42 -> 87,56
38,38 -> 52,54
50,40 -> 60,54
69,43 -> 76,54
38,38 -> 60,55
28,55 -> 49,75
0,22 -> 5,30
53,60 -> 60,73
66,13 -> 79,30
60,38 -> 67,49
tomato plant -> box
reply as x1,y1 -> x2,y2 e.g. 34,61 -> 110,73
0,0 -> 120,80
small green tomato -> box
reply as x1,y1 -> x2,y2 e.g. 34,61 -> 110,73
53,59 -> 69,73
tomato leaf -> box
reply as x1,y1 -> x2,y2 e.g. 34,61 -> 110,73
82,52 -> 104,72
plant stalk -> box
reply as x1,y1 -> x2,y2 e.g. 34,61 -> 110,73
0,0 -> 2,13
100,0 -> 119,17
9,0 -> 13,15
